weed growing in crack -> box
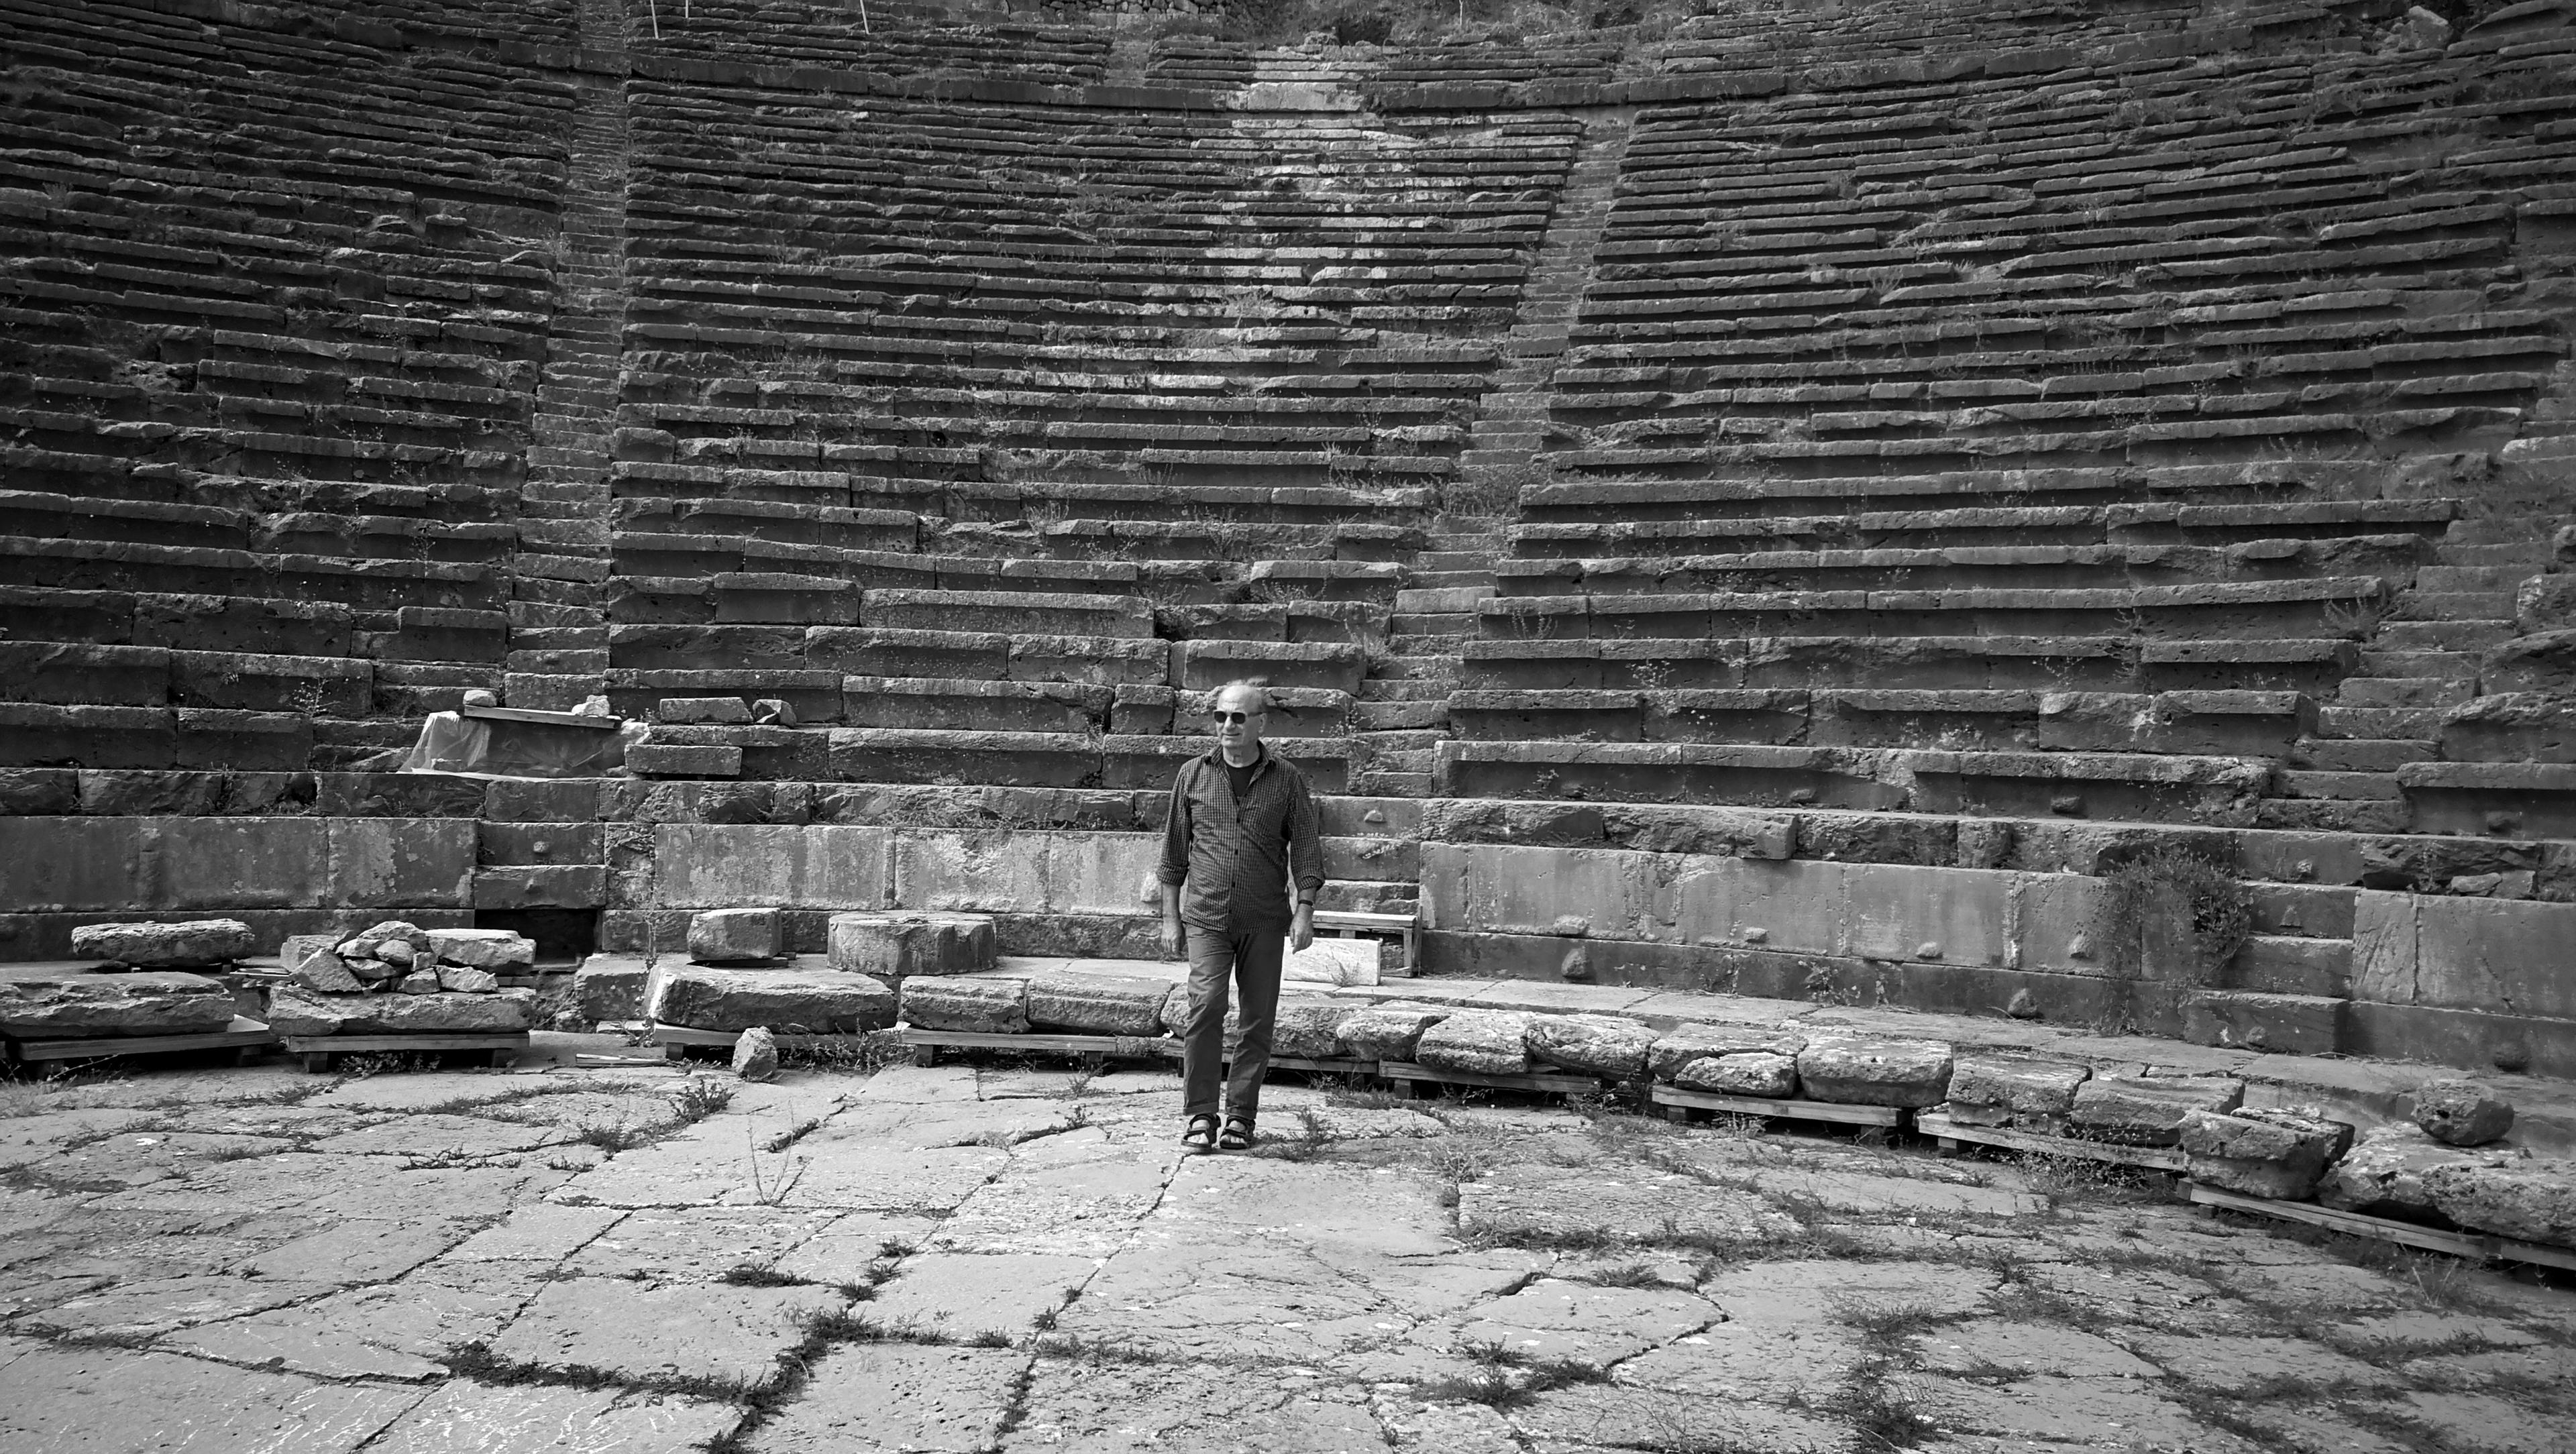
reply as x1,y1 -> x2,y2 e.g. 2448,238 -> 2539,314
1413,1339 -> 1610,1410
1250,1108 -> 1341,1164
1583,1259 -> 1669,1288
2012,1152 -> 2169,1208
1322,1076 -> 1407,1111
443,1341 -> 775,1404
578,1115 -> 653,1154
670,1077 -> 736,1124
745,1121 -> 809,1206
718,1263 -> 811,1288
1031,1333 -> 1169,1366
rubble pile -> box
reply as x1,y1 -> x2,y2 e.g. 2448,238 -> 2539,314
267,921 -> 541,1036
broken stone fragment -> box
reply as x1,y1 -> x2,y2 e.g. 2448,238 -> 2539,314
1336,1002 -> 1452,1062
2069,1076 -> 2245,1145
653,966 -> 894,1035
1645,1024 -> 1806,1082
437,966 -> 502,995
69,919 -> 258,968
2412,1078 -> 2514,1147
0,966 -> 238,1036
1524,1013 -> 1658,1078
397,968 -> 441,995
688,907 -> 782,964
574,956 -> 651,1022
264,984 -> 537,1036
1672,1050 -> 1797,1097
899,975 -> 1030,1034
733,1025 -> 780,1082
825,911 -> 996,981
2316,1123 -> 2514,1221
347,957 -> 406,984
1795,1038 -> 1953,1107
2181,1107 -> 2353,1200
1026,972 -> 1171,1038
375,942 -> 421,970
1416,1010 -> 1538,1076
1272,999 -> 1352,1059
294,955 -> 368,995
1947,1056 -> 2091,1123
2424,1159 -> 2576,1249
427,928 -> 537,970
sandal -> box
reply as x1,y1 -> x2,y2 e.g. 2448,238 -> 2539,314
1181,1113 -> 1218,1156
1218,1115 -> 1256,1152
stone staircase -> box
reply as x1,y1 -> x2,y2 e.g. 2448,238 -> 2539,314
508,0 -> 634,713
2269,516 -> 2565,834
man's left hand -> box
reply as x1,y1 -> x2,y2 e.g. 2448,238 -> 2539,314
1291,906 -> 1315,954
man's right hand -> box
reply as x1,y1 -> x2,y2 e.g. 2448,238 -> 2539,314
1159,917 -> 1184,961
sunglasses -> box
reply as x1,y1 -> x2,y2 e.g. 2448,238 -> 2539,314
1211,710 -> 1263,724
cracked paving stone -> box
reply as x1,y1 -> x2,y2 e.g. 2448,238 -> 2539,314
1371,1394 -> 1522,1454
565,1207 -> 841,1281
2331,1309 -> 2541,1357
2017,1261 -> 2234,1329
1155,1158 -> 1451,1255
1049,1233 -> 1393,1363
1452,1278 -> 1719,1368
307,1074 -> 556,1113
365,1378 -> 742,1454
866,1251 -> 1095,1341
771,1212 -> 943,1284
1913,1317 -> 2162,1378
0,1343 -> 424,1453
2220,1260 -> 2418,1310
1458,1160 -> 1783,1245
2370,1391 -> 2575,1453
442,1204 -> 627,1263
2398,1347 -> 2576,1393
0,1109 -> 157,1166
745,1343 -> 1023,1453
1917,1374 -> 2261,1451
486,1277 -> 846,1386
930,1132 -> 1175,1256
159,1275 -> 526,1381
1749,1166 -> 2047,1218
820,1099 -> 1086,1151
34,1131 -> 297,1187
1508,1381 -> 1851,1454
17,1274 -> 339,1339
2114,1331 -> 2377,1395
303,1113 -> 577,1158
997,1358 -> 1385,1453
89,1154 -> 573,1220
783,1142 -> 1010,1213
241,1215 -> 482,1284
1612,1257 -> 1996,1401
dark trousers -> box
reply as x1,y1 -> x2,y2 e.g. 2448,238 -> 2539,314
1181,925 -> 1284,1123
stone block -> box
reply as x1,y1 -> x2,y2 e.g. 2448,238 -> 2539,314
573,955 -> 651,1022
2414,895 -> 2576,1021
327,819 -> 476,909
1946,1055 -> 2090,1121
1524,1013 -> 1657,1078
295,954 -> 367,995
689,908 -> 782,964
651,824 -> 890,909
1273,999 -> 1352,1059
0,965 -> 237,1036
652,965 -> 894,1034
628,743 -> 743,777
157,817 -> 329,911
1671,1050 -> 1798,1097
398,968 -> 442,995
2069,1076 -> 2244,1145
473,866 -> 606,910
264,985 -> 537,1036
2414,1078 -> 2514,1147
2180,1107 -> 2352,1200
2318,1124 -> 2515,1219
427,928 -> 537,970
899,975 -> 1029,1033
825,911 -> 996,981
1417,1009 -> 1537,1075
659,697 -> 752,724
1337,1002 -> 1450,1061
437,966 -> 501,994
69,919 -> 258,967
1645,1025 -> 1806,1082
2423,1160 -> 2576,1248
2181,991 -> 2345,1056
1025,972 -> 1170,1037
1794,1037 -> 1953,1107
733,1025 -> 780,1082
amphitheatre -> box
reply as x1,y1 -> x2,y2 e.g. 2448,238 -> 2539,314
4,0 -> 2576,1447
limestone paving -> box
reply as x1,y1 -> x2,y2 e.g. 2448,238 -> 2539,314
0,1052 -> 2570,1454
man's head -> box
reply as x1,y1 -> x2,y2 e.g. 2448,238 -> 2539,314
1210,681 -> 1270,756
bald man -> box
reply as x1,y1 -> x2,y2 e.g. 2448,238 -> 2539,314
1156,681 -> 1324,1154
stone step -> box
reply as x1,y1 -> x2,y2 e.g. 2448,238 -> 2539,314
2375,620 -> 2514,651
2316,705 -> 2446,738
2355,649 -> 2479,677
1349,700 -> 1447,731
2272,769 -> 2403,801
1369,655 -> 1460,683
1356,679 -> 1452,702
1393,612 -> 1477,634
2254,797 -> 2410,834
1389,634 -> 1475,657
2335,677 -> 2474,709
2416,565 -> 2537,592
1394,585 -> 1496,614
1352,769 -> 1433,797
2227,934 -> 2352,999
2404,592 -> 2518,620
2292,737 -> 2436,771
2436,543 -> 2555,568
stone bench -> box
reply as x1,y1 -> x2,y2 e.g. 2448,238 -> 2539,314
1474,577 -> 2387,641
1492,538 -> 2423,597
806,628 -> 1169,687
1450,687 -> 2312,756
822,728 -> 1356,793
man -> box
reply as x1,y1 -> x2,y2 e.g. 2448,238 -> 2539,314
1157,680 -> 1323,1154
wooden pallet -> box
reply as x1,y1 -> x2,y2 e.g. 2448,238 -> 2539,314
1313,909 -> 1418,976
5,1017 -> 275,1066
1914,1112 -> 2186,1171
1381,1060 -> 1621,1098
903,1027 -> 1173,1068
282,1031 -> 529,1074
651,1023 -> 885,1060
1654,1084 -> 1907,1129
2184,1182 -> 2576,1272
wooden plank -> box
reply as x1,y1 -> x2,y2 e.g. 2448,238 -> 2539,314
902,1029 -> 1173,1056
1655,1084 -> 1906,1128
9,1017 -> 275,1062
281,1033 -> 529,1053
2184,1182 -> 2497,1260
1312,910 -> 1415,930
650,1023 -> 883,1051
1915,1113 -> 2185,1171
2500,1237 -> 2576,1273
462,706 -> 620,729
1381,1060 -> 1611,1095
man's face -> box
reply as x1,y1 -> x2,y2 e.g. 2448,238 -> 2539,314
1212,688 -> 1267,752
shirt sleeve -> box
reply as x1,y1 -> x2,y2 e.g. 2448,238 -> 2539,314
1156,761 -> 1193,887
1287,767 -> 1324,902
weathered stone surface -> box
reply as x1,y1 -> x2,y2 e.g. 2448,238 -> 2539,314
264,985 -> 538,1036
0,966 -> 237,1036
1671,1050 -> 1798,1097
2069,1075 -> 2244,1145
1337,1001 -> 1450,1061
436,965 -> 500,994
573,954 -> 649,1021
1795,1037 -> 1953,1107
1272,998 -> 1352,1059
654,966 -> 894,1034
347,957 -> 406,984
826,911 -> 997,981
0,1345 -> 421,1453
2318,1124 -> 2502,1219
365,1382 -> 740,1454
866,1251 -> 1095,1341
69,918 -> 256,967
2424,1160 -> 2576,1248
296,954 -> 368,995
1417,1010 -> 1537,1074
1646,1025 -> 1806,1081
488,1277 -> 844,1386
2414,1078 -> 2514,1147
689,907 -> 782,963
745,1343 -> 1024,1453
1525,1013 -> 1658,1078
425,928 -> 536,970
1947,1055 -> 2091,1122
397,968 -> 441,995
341,921 -> 423,962
2182,1107 -> 2353,1200
1025,972 -> 1170,1038
901,975 -> 1030,1033
734,1025 -> 780,1081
